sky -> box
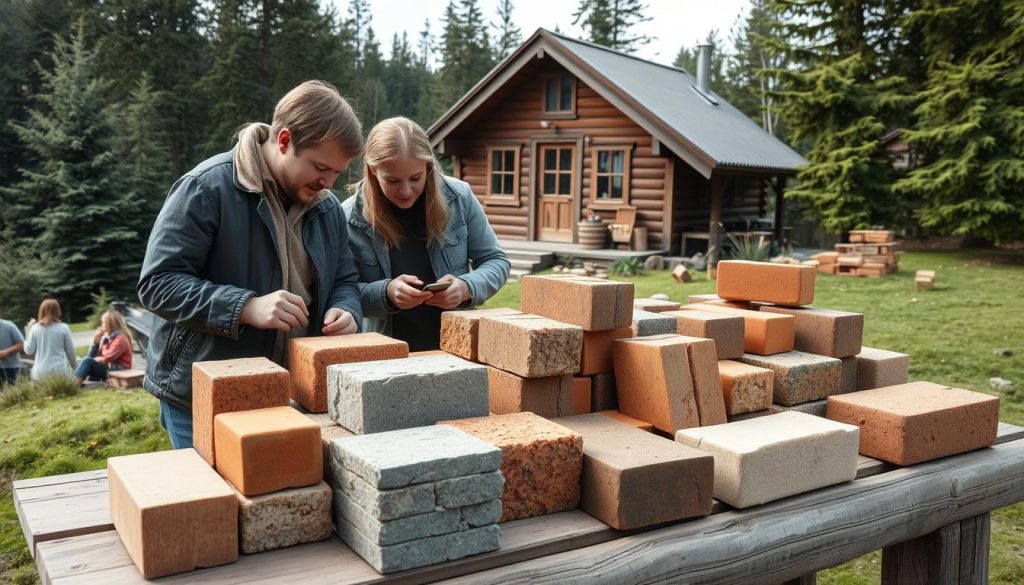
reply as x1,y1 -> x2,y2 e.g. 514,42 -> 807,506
331,0 -> 753,68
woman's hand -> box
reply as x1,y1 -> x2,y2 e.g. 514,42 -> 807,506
425,275 -> 470,310
386,275 -> 434,310
92,327 -> 104,345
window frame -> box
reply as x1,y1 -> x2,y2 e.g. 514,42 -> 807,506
541,75 -> 577,119
588,145 -> 632,208
483,145 -> 521,207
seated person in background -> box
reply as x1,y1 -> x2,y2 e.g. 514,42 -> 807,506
0,310 -> 25,386
73,310 -> 133,386
343,117 -> 510,351
24,298 -> 77,381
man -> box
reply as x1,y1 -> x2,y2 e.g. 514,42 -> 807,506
138,80 -> 364,449
0,310 -> 24,386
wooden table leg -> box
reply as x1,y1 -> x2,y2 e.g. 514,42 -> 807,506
881,512 -> 990,585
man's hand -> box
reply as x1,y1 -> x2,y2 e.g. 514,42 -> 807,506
322,308 -> 358,335
424,275 -> 471,310
240,290 -> 309,332
386,275 -> 433,310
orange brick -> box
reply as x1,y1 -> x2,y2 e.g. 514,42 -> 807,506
214,406 -> 322,497
192,358 -> 290,467
442,413 -> 583,521
487,367 -> 573,418
718,360 -> 773,415
598,410 -> 653,432
664,309 -> 744,360
571,377 -> 592,415
757,306 -> 863,358
633,298 -> 681,313
672,265 -> 693,283
688,293 -> 721,304
612,335 -> 699,434
478,314 -> 583,378
520,275 -> 633,331
676,336 -> 726,426
590,373 -> 618,411
681,304 -> 794,355
579,326 -> 633,375
716,260 -> 815,306
439,308 -> 521,361
288,333 -> 408,413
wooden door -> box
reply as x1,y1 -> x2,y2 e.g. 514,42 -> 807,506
536,144 -> 576,242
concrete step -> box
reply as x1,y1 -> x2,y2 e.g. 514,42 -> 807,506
509,268 -> 532,281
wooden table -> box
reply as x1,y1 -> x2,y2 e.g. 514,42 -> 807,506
15,423 -> 1024,585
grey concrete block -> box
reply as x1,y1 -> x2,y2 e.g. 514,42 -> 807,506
460,499 -> 502,529
330,425 -> 501,489
436,471 -> 504,508
445,524 -> 502,561
738,351 -> 842,405
335,467 -> 435,521
770,399 -> 828,417
334,489 -> 458,545
631,309 -> 678,337
328,355 -> 489,434
234,481 -> 332,554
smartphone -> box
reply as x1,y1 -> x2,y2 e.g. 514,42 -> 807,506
421,281 -> 452,293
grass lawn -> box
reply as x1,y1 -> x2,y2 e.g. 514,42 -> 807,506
1,248 -> 1022,584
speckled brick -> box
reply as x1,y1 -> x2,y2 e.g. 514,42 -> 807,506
579,327 -> 634,375
440,308 -> 521,361
665,310 -> 744,360
590,373 -> 618,411
633,298 -> 681,313
826,381 -> 999,465
442,413 -> 583,522
288,333 -> 409,413
717,260 -> 815,306
681,304 -> 794,355
487,368 -> 573,418
192,357 -> 290,467
631,309 -> 678,337
233,481 -> 332,554
477,314 -> 583,378
521,275 -> 633,331
738,351 -> 842,406
855,347 -> 909,390
718,360 -> 773,415
597,410 -> 653,432
571,377 -> 592,415
613,335 -> 699,434
758,306 -> 863,358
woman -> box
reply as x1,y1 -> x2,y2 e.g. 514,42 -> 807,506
343,117 -> 510,351
73,310 -> 133,386
24,298 -> 77,381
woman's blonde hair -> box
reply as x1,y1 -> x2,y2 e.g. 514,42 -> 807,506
359,117 -> 450,248
37,299 -> 62,325
101,310 -> 134,348
270,80 -> 363,157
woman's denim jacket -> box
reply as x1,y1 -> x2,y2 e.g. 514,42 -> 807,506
342,177 -> 511,335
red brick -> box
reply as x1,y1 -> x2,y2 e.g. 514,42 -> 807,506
826,381 -> 999,465
478,314 -> 583,377
856,347 -> 909,390
598,410 -> 653,431
718,360 -> 773,415
590,373 -> 618,412
487,367 -> 573,418
757,306 -> 863,358
214,406 -> 322,497
192,358 -> 290,467
717,260 -> 815,306
579,326 -> 634,375
612,335 -> 699,434
520,275 -> 633,331
664,309 -> 745,360
288,333 -> 409,413
633,298 -> 681,313
442,413 -> 583,521
108,449 -> 237,578
439,308 -> 521,361
675,335 -> 726,426
571,377 -> 592,415
681,304 -> 794,355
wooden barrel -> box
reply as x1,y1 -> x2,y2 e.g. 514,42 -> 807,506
578,222 -> 607,249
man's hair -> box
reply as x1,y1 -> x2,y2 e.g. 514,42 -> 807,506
270,80 -> 363,156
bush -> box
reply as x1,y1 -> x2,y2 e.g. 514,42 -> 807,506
727,232 -> 771,262
610,257 -> 643,277
86,288 -> 112,329
0,239 -> 57,326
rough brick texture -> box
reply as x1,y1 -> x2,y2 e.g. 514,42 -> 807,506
633,298 -> 681,313
665,309 -> 744,360
717,260 -> 815,306
520,275 -> 633,331
579,327 -> 633,375
487,368 -> 573,418
826,381 -> 999,465
758,306 -> 863,358
682,304 -> 795,355
738,351 -> 842,405
676,335 -> 726,426
613,335 -> 699,434
108,449 -> 237,579
288,334 -> 409,413
233,481 -> 332,554
631,309 -> 678,337
477,314 -> 583,378
718,360 -> 773,415
440,308 -> 521,361
192,357 -> 290,467
856,347 -> 910,390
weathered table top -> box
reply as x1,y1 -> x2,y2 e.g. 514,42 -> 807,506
15,422 -> 1024,585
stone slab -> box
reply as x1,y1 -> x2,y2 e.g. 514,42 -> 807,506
334,490 -> 460,545
435,471 -> 505,508
631,309 -> 678,337
334,469 -> 436,521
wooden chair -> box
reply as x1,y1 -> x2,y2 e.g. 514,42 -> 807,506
608,205 -> 637,249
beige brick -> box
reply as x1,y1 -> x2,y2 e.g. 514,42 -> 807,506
717,260 -> 815,306
477,314 -> 583,378
487,367 -> 573,418
672,265 -> 693,283
520,275 -> 633,331
108,449 -> 237,578
192,357 -> 290,467
856,347 -> 909,390
612,335 -> 699,434
579,327 -> 633,375
439,308 -> 521,361
232,482 -> 332,554
633,298 -> 681,313
681,304 -> 795,355
718,360 -> 772,415
664,309 -> 744,360
758,306 -> 864,358
827,381 -> 999,465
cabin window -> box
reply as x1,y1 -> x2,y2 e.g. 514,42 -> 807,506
487,146 -> 519,199
543,75 -> 576,115
591,147 -> 631,204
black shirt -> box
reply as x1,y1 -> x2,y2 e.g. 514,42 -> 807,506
388,196 -> 442,351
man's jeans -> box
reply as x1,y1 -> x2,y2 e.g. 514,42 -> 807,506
159,400 -> 194,450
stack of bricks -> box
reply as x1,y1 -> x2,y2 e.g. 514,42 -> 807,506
815,230 -> 900,277
329,425 -> 504,573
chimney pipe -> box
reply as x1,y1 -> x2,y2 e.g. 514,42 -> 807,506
696,43 -> 712,93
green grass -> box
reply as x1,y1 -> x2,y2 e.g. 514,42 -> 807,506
1,248 -> 1022,583
67,322 -> 92,333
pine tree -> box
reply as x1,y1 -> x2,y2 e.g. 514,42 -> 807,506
573,0 -> 652,53
493,0 -> 521,60
122,73 -> 174,242
726,0 -> 789,138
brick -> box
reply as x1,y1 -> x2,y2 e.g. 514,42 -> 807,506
328,355 -> 489,434
633,298 -> 681,313
681,303 -> 795,355
837,255 -> 864,267
839,356 -> 858,394
487,368 -> 573,418
477,314 -> 583,378
665,309 -> 744,360
410,349 -> 450,356
107,369 -> 144,389
631,309 -> 678,336
439,308 -> 521,361
915,278 -> 934,291
571,377 -> 592,414
214,406 -> 322,496
598,410 -> 653,432
757,306 -> 863,358
688,293 -> 721,304
288,333 -> 409,413
590,373 -> 618,411
520,274 -> 633,331
770,399 -> 828,417
233,482 -> 332,554
827,381 -> 999,465
738,351 -> 842,406
717,260 -> 815,306
435,471 -> 505,508
718,360 -> 773,415
334,491 -> 460,545
856,347 -> 909,390
612,335 -> 699,434
676,412 -> 860,508
107,449 -> 237,579
916,270 -> 935,280
579,326 -> 633,375
814,252 -> 839,264
675,335 -> 726,426
192,357 -> 290,467
672,265 -> 693,283
817,263 -> 837,275
319,423 -> 354,485
329,425 -> 501,490
555,414 -> 713,529
442,413 -> 583,522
